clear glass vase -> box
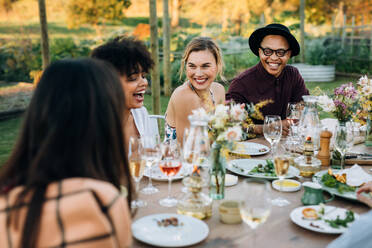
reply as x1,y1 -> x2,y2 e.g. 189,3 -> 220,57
209,142 -> 226,200
366,112 -> 372,147
298,95 -> 321,151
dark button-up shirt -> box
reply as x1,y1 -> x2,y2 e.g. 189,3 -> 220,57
226,62 -> 309,124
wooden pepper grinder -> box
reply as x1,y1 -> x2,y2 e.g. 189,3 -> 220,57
316,130 -> 333,166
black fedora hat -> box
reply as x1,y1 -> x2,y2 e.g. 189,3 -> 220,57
249,23 -> 300,57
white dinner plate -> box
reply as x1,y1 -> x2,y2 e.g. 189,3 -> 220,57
227,159 -> 300,179
230,142 -> 270,156
312,170 -> 358,201
144,165 -> 188,181
290,205 -> 359,234
132,213 -> 209,247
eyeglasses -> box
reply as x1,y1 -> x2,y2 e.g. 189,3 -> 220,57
259,46 -> 290,57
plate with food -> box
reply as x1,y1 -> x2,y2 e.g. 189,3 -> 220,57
230,142 -> 270,156
144,165 -> 189,181
132,213 -> 209,247
312,169 -> 358,201
227,159 -> 300,179
290,205 -> 359,234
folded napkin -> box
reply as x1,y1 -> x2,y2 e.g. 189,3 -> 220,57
335,164 -> 372,187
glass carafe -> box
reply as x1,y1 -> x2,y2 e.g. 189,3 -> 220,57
183,115 -> 210,183
177,175 -> 212,219
296,95 -> 322,176
298,95 -> 321,151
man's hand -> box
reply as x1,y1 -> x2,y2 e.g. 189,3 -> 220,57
281,120 -> 290,137
253,124 -> 263,135
357,181 -> 372,208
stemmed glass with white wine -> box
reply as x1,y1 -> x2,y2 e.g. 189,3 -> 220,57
271,144 -> 291,207
263,115 -> 282,157
239,179 -> 271,247
141,135 -> 161,195
128,136 -> 147,208
334,122 -> 355,170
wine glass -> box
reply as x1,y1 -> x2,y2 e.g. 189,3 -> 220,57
286,102 -> 301,140
263,115 -> 282,157
128,137 -> 147,208
271,145 -> 291,207
159,140 -> 183,207
334,122 -> 355,170
141,135 -> 161,194
239,179 -> 271,247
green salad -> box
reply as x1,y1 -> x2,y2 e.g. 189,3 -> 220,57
324,210 -> 355,228
321,173 -> 356,194
249,159 -> 276,177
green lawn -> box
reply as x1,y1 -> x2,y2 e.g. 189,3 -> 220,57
0,76 -> 358,167
0,117 -> 22,165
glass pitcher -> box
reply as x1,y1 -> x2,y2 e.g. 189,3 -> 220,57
298,95 -> 321,151
183,115 -> 211,182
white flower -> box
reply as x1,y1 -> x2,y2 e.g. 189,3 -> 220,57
217,125 -> 242,142
230,103 -> 246,121
318,95 -> 335,112
191,107 -> 209,119
358,75 -> 369,86
214,104 -> 229,120
212,117 -> 225,129
360,84 -> 372,96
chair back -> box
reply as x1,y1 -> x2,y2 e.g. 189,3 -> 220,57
148,115 -> 165,138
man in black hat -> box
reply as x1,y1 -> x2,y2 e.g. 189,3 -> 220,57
226,23 -> 309,136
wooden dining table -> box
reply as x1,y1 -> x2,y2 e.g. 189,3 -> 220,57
132,138 -> 372,248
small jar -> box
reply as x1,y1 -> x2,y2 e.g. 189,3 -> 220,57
218,200 -> 242,224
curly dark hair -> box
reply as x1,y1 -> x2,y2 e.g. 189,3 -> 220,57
91,36 -> 154,76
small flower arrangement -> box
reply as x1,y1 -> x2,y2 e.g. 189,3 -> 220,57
317,83 -> 359,123
190,101 -> 268,199
191,100 -> 270,147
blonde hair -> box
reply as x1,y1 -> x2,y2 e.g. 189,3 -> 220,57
179,37 -> 226,82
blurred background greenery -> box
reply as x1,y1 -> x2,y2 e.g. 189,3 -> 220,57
0,0 -> 371,166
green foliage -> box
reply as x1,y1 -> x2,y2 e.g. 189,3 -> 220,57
223,52 -> 259,80
305,38 -> 344,65
67,0 -> 131,28
0,39 -> 41,82
306,37 -> 371,74
0,38 -> 92,82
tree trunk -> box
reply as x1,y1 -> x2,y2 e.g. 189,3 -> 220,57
38,0 -> 50,70
171,0 -> 180,28
149,0 -> 161,115
300,0 -> 305,63
163,0 -> 171,97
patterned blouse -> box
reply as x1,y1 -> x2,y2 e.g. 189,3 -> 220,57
0,178 -> 131,248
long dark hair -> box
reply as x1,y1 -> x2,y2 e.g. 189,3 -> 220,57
0,58 -> 132,248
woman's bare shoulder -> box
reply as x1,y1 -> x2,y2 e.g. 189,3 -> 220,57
211,82 -> 226,92
170,84 -> 197,104
211,82 -> 226,103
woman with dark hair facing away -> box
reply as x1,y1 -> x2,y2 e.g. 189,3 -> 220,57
91,36 -> 155,146
0,59 -> 133,248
